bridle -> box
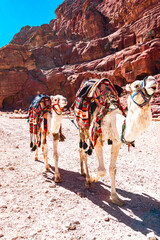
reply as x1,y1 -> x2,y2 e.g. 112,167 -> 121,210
121,78 -> 155,150
52,99 -> 63,115
130,78 -> 155,108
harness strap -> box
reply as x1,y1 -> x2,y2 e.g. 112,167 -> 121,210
52,103 -> 62,115
131,90 -> 152,108
131,78 -> 155,108
105,79 -> 126,117
121,119 -> 135,151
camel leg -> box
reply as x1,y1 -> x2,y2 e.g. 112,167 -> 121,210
79,148 -> 85,176
35,146 -> 38,161
79,129 -> 86,176
42,133 -> 49,171
79,148 -> 91,186
59,125 -> 66,142
79,129 -> 91,186
84,155 -> 91,187
43,144 -> 49,171
92,139 -> 106,182
30,133 -> 33,148
109,141 -> 125,206
53,133 -> 61,183
31,134 -> 37,151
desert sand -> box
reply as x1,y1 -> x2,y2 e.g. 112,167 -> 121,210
0,112 -> 160,240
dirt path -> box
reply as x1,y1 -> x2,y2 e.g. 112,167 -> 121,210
0,113 -> 160,240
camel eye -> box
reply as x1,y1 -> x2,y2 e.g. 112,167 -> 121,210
54,98 -> 57,102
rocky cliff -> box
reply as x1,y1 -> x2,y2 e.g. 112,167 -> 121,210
0,0 -> 159,116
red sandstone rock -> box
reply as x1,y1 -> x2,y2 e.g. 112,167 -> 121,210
0,0 -> 159,117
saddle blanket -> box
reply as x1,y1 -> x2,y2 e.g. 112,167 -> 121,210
74,78 -> 123,146
74,97 -> 90,128
28,94 -> 51,135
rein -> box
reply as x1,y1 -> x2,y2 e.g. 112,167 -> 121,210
121,119 -> 135,151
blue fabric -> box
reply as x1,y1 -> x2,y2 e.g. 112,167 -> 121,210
29,94 -> 49,110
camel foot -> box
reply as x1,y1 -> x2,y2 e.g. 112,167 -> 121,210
90,173 -> 99,182
111,194 -> 125,206
80,172 -> 86,177
85,181 -> 92,188
31,145 -> 37,151
54,174 -> 62,183
45,165 -> 50,172
97,169 -> 106,178
35,157 -> 38,161
85,177 -> 92,187
90,170 -> 106,183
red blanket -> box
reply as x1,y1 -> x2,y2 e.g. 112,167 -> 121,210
74,97 -> 91,128
28,95 -> 51,146
74,78 -> 124,146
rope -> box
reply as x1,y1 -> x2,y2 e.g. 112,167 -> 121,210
121,119 -> 135,151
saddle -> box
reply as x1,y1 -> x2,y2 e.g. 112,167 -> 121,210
28,94 -> 51,146
74,78 -> 124,146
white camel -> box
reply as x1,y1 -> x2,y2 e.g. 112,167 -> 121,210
34,95 -> 67,182
77,76 -> 157,206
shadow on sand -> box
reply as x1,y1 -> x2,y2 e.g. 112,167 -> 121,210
41,164 -> 160,237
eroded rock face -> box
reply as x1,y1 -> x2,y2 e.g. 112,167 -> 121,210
0,0 -> 159,116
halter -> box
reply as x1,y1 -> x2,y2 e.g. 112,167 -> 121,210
52,101 -> 63,115
121,78 -> 155,149
130,79 -> 154,108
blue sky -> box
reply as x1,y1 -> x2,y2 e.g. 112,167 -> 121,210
0,0 -> 64,48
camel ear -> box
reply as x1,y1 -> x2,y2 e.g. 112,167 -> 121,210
50,95 -> 55,103
130,80 -> 142,92
126,84 -> 132,92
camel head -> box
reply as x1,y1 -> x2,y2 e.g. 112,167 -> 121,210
126,76 -> 158,108
50,95 -> 68,114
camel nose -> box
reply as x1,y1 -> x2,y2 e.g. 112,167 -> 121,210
154,84 -> 158,91
153,80 -> 158,89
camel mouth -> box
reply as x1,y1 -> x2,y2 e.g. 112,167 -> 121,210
61,102 -> 68,108
151,86 -> 157,91
64,101 -> 68,107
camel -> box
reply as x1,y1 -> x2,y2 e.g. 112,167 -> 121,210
76,76 -> 157,206
30,95 -> 67,182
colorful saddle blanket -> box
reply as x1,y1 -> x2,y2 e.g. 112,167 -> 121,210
28,94 -> 51,139
75,97 -> 91,128
74,78 -> 124,146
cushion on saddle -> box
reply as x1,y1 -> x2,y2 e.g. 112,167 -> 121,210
28,94 -> 51,136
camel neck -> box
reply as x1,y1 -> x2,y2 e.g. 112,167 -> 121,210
50,110 -> 62,134
124,103 -> 152,142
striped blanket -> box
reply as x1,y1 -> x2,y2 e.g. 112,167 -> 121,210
75,97 -> 90,128
74,78 -> 124,146
28,94 -> 51,145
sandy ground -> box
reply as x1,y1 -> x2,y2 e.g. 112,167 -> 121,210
0,112 -> 160,240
